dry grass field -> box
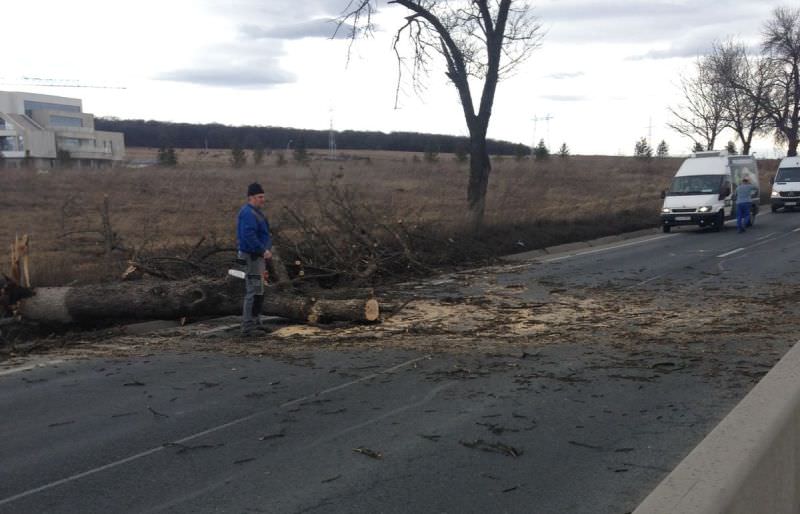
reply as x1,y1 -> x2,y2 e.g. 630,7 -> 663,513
0,148 -> 778,287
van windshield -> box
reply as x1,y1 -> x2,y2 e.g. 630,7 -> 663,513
667,175 -> 722,195
776,167 -> 800,182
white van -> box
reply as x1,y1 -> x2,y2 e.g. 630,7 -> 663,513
770,156 -> 800,212
660,151 -> 759,233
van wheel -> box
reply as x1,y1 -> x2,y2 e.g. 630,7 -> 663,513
714,210 -> 725,232
662,225 -> 671,233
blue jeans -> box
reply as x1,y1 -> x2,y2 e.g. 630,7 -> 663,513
736,202 -> 751,232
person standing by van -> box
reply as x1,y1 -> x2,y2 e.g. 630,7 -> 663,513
735,176 -> 756,233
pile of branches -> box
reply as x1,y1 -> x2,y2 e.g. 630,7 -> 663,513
277,176 -> 486,286
123,235 -> 237,282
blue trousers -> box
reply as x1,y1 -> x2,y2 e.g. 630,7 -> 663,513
736,202 -> 751,232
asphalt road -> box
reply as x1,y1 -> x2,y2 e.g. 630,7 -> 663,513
2,210 -> 800,514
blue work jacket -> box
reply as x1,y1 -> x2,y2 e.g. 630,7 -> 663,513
237,204 -> 272,255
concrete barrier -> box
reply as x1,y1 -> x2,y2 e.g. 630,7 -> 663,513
634,342 -> 800,514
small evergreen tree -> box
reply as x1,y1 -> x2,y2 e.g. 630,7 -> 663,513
293,138 -> 308,163
454,141 -> 468,162
726,141 -> 737,155
634,137 -> 653,160
513,143 -> 529,161
57,149 -> 72,167
252,144 -> 265,166
533,139 -> 549,160
558,142 -> 570,158
230,144 -> 247,168
656,140 -> 669,158
158,146 -> 178,166
424,141 -> 439,162
692,141 -> 705,152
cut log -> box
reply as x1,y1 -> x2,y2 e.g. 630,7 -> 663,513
16,278 -> 379,325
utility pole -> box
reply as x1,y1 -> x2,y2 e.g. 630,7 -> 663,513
328,109 -> 337,160
531,114 -> 554,157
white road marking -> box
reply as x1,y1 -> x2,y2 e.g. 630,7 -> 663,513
541,234 -> 673,263
625,274 -> 664,289
0,354 -> 431,507
0,358 -> 66,377
717,248 -> 745,258
756,232 -> 777,241
794,227 -> 800,233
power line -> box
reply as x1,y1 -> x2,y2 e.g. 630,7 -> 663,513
0,76 -> 126,89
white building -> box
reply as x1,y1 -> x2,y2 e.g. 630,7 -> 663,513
0,91 -> 125,168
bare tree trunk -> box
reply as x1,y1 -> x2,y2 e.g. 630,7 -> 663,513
17,279 -> 379,325
466,130 -> 491,231
788,126 -> 799,156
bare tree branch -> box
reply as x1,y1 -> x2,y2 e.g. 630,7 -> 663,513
336,0 -> 542,229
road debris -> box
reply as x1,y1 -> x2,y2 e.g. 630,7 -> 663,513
459,439 -> 522,457
352,446 -> 383,459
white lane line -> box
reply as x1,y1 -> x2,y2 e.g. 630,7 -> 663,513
794,227 -> 800,233
541,234 -> 674,263
716,229 -> 791,259
717,248 -> 745,258
0,359 -> 66,377
756,232 -> 777,241
0,354 -> 431,507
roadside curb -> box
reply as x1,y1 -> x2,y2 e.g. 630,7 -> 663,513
634,341 -> 800,514
501,227 -> 662,262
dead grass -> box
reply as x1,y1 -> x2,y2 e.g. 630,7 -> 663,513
0,149 -> 777,287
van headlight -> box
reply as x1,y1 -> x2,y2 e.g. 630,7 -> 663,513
772,190 -> 779,197
697,206 -> 712,213
661,208 -> 670,213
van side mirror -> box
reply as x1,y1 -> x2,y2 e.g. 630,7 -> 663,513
660,190 -> 666,199
770,175 -> 775,185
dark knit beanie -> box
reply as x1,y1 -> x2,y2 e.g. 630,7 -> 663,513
247,182 -> 265,196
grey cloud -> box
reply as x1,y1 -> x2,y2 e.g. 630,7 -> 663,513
536,0 -> 771,45
200,0 -> 357,24
547,71 -> 585,79
627,28 -> 719,60
240,19 -> 354,40
156,65 -> 295,88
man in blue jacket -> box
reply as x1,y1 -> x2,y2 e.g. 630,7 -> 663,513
735,176 -> 756,233
237,182 -> 272,335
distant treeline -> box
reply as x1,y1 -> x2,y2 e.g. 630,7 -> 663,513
94,118 -> 526,155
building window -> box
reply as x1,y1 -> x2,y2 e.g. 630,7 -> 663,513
50,115 -> 83,128
24,100 -> 81,117
59,138 -> 82,148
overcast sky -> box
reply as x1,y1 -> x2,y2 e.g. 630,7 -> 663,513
2,0 -> 792,156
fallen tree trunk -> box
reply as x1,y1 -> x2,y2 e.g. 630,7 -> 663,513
16,278 -> 379,325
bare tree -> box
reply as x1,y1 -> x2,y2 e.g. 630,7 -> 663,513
761,7 -> 800,156
708,40 -> 771,155
337,1 -> 543,229
668,57 -> 729,151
